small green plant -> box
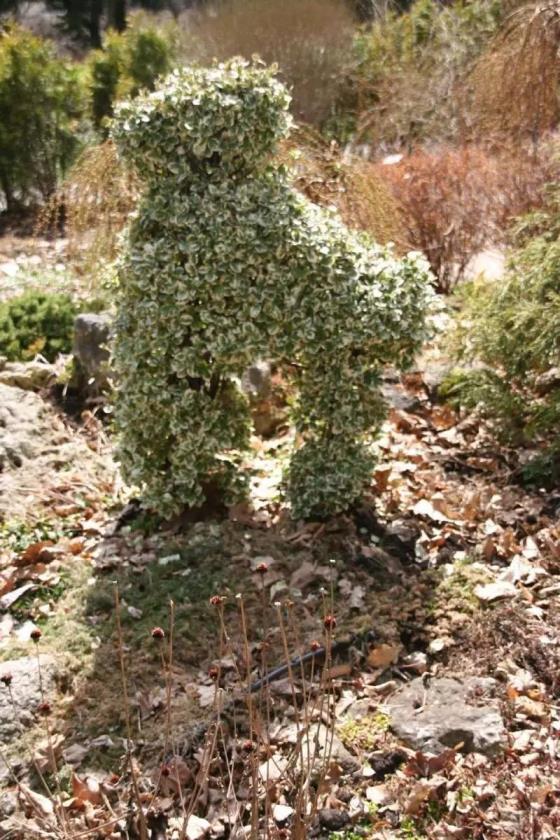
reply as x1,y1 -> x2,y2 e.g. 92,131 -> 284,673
0,290 -> 78,362
0,24 -> 86,211
0,519 -> 63,553
338,711 -> 390,751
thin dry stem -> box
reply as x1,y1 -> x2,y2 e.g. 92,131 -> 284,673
113,585 -> 149,840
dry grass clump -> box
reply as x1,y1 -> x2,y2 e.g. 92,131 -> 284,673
377,144 -> 555,292
185,0 -> 355,126
282,128 -> 407,249
40,140 -> 141,288
469,0 -> 560,142
43,131 -> 406,287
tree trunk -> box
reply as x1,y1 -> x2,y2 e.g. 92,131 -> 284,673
108,0 -> 127,32
88,0 -> 103,47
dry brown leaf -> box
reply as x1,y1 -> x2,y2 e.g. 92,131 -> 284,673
72,772 -> 102,806
515,696 -> 548,721
367,643 -> 401,669
16,541 -> 54,567
373,465 -> 392,492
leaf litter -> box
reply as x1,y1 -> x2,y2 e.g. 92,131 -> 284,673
1,367 -> 559,838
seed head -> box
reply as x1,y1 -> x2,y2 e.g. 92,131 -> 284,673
255,562 -> 268,574
0,672 -> 12,687
30,628 -> 42,642
151,627 -> 165,640
209,595 -> 225,607
37,701 -> 51,716
310,640 -> 321,652
323,614 -> 337,631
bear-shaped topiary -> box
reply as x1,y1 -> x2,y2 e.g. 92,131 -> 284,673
111,59 -> 434,520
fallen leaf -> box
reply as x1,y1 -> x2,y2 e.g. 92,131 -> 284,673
367,644 -> 401,669
0,583 -> 36,610
366,784 -> 392,805
18,785 -> 55,822
413,499 -> 451,523
16,541 -> 54,567
72,773 -> 102,806
474,580 -> 518,602
185,814 -> 211,839
515,696 -> 548,721
273,804 -> 294,823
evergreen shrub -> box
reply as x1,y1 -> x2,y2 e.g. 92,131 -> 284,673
0,24 -> 85,211
447,190 -> 560,458
0,290 -> 78,362
111,60 -> 434,519
88,15 -> 177,128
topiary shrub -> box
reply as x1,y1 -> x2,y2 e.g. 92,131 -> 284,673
0,290 -> 78,362
111,60 -> 434,520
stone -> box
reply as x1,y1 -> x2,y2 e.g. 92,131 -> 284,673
421,361 -> 455,399
0,384 -> 49,469
0,656 -> 58,745
385,676 -> 505,756
381,382 -> 421,413
72,313 -> 112,392
241,361 -> 271,400
0,361 -> 55,391
318,808 -> 350,831
535,367 -> 560,396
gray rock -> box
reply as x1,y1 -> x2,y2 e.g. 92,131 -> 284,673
242,361 -> 288,437
72,313 -> 112,392
0,656 -> 58,745
241,361 -> 271,400
0,384 -> 49,470
381,382 -> 421,413
385,676 -> 505,756
0,361 -> 55,391
318,808 -> 350,831
535,367 -> 560,396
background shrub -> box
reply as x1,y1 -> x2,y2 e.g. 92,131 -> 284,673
280,127 -> 407,249
0,24 -> 86,212
447,186 -> 560,449
469,0 -> 560,143
87,13 -> 178,128
336,0 -> 501,149
0,290 -> 79,362
185,0 -> 356,127
377,144 -> 554,292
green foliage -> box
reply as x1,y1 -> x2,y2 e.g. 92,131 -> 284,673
449,188 -> 560,456
0,24 -> 86,210
0,290 -> 78,362
332,0 -> 502,146
88,15 -> 177,128
112,60 -> 434,519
